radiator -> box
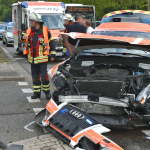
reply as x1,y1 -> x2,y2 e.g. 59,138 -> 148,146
76,80 -> 124,99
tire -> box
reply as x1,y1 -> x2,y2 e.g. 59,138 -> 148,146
80,138 -> 101,150
2,38 -> 5,44
6,40 -> 9,47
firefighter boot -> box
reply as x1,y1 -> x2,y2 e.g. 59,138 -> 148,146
45,91 -> 51,100
31,94 -> 40,99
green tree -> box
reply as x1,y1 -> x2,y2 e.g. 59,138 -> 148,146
0,0 -> 149,22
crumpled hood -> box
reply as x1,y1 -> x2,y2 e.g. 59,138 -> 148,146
61,32 -> 150,57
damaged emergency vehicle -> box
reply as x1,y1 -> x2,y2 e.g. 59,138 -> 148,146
36,33 -> 150,150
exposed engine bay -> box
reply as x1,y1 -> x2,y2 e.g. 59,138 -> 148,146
49,56 -> 150,128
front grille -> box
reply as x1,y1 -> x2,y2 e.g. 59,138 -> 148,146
54,40 -> 63,47
49,104 -> 99,137
77,80 -> 124,99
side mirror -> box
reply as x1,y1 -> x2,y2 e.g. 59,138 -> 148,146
95,14 -> 98,20
21,23 -> 26,31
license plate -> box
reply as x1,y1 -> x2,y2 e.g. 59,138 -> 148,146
56,52 -> 62,56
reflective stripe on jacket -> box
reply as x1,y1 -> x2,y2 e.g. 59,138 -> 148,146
19,26 -> 56,64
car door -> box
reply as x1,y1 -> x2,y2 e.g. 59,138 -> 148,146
2,26 -> 7,41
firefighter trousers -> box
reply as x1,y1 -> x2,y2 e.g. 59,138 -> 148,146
31,63 -> 50,96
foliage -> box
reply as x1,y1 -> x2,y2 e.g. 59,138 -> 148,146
0,0 -> 149,22
50,0 -> 148,20
0,49 -> 7,63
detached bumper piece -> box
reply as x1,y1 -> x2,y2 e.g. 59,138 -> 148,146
36,100 -> 124,150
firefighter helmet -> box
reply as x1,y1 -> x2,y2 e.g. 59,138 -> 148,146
62,14 -> 73,21
29,12 -> 43,23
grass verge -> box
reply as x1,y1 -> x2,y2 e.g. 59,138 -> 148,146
0,49 -> 8,63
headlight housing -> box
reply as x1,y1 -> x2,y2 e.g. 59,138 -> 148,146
136,84 -> 150,105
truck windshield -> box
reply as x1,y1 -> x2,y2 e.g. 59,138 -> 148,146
7,26 -> 12,32
40,14 -> 65,30
66,12 -> 95,28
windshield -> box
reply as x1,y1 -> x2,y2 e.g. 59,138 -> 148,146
82,48 -> 150,56
7,26 -> 12,32
66,12 -> 95,28
92,31 -> 150,40
40,14 -> 65,30
101,13 -> 150,24
0,25 -> 6,30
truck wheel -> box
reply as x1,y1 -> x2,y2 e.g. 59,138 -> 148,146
80,138 -> 101,150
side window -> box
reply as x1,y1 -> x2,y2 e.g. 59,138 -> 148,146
14,10 -> 16,22
24,14 -> 28,29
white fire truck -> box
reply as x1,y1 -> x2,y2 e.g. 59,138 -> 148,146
12,1 -> 65,56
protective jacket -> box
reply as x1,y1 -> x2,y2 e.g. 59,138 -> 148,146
20,25 -> 56,64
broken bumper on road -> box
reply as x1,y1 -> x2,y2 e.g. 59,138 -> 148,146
35,99 -> 123,150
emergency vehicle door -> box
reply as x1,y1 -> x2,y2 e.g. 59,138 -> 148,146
12,4 -> 22,51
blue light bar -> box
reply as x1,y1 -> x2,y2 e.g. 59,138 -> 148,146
86,119 -> 93,125
59,108 -> 68,115
7,22 -> 12,26
61,2 -> 65,9
22,2 -> 28,8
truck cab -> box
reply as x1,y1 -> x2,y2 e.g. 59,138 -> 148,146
12,1 -> 65,57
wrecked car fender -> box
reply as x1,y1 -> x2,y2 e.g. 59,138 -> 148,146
48,59 -> 69,79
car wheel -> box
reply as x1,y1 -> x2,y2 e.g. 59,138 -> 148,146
2,38 -> 5,44
6,40 -> 9,47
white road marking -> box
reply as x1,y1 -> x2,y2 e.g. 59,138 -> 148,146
33,108 -> 45,114
141,130 -> 150,136
24,121 -> 35,132
22,88 -> 33,93
18,82 -> 28,86
27,97 -> 40,103
132,38 -> 143,44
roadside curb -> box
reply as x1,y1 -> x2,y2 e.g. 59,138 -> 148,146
0,45 -> 29,81
6,134 -> 74,150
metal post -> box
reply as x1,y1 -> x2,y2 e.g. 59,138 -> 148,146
148,0 -> 150,11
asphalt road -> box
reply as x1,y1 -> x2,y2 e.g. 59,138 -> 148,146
1,41 -> 150,150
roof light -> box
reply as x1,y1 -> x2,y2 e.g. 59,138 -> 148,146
22,2 -> 28,8
86,119 -> 93,125
7,22 -> 12,26
61,2 -> 65,9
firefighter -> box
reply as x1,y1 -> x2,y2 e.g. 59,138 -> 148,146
20,12 -> 56,100
57,14 -> 73,56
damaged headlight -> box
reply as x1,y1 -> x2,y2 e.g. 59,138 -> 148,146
42,110 -> 51,127
136,84 -> 150,105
